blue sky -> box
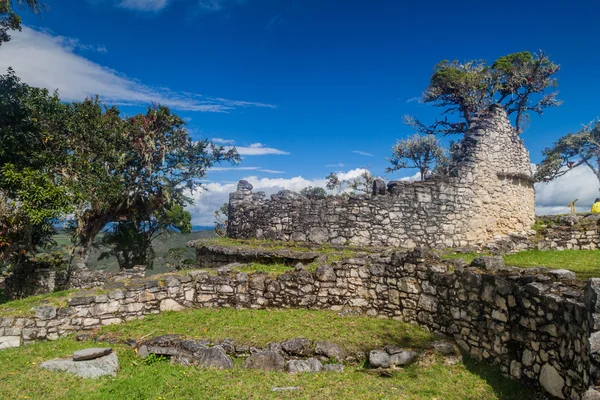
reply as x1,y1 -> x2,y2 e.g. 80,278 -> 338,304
4,0 -> 600,224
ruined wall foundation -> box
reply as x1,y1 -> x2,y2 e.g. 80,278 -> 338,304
2,249 -> 600,399
227,106 -> 535,248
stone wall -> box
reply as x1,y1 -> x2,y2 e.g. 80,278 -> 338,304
535,214 -> 600,251
227,106 -> 536,248
2,250 -> 599,399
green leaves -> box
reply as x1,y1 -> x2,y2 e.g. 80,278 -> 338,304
408,51 -> 561,136
386,134 -> 447,180
535,120 -> 600,189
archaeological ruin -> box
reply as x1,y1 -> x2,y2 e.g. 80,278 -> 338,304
227,105 -> 536,248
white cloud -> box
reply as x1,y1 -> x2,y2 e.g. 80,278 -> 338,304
187,168 -> 368,225
353,150 -> 374,157
326,163 -> 346,168
228,143 -> 290,156
118,0 -> 169,11
260,169 -> 285,174
535,166 -> 599,215
1,26 -> 276,113
212,138 -> 236,145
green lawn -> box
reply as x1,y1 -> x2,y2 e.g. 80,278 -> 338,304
444,249 -> 600,280
0,308 -> 536,400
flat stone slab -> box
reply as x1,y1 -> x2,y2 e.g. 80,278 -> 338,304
73,348 -> 113,361
41,352 -> 119,378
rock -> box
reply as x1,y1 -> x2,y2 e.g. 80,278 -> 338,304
583,388 -> 600,400
271,387 -> 300,392
0,336 -> 20,349
389,350 -> 417,366
432,341 -> 457,356
315,341 -> 345,360
308,228 -> 329,245
180,340 -> 210,353
372,179 -> 386,196
72,348 -> 113,361
315,266 -> 336,282
33,305 -> 57,321
287,358 -> 323,373
244,350 -> 286,371
190,346 -> 233,369
471,256 -> 504,271
282,338 -> 313,356
40,352 -> 119,378
539,363 -> 565,399
159,299 -> 185,312
237,180 -> 253,192
585,279 -> 600,315
369,350 -> 391,368
323,363 -> 344,372
546,269 -> 577,281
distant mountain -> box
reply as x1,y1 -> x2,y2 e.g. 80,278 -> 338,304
192,226 -> 214,231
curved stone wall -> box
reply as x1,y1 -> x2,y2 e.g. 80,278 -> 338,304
1,250 -> 598,399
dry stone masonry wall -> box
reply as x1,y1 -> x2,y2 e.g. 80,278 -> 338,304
2,249 -> 600,399
227,106 -> 535,249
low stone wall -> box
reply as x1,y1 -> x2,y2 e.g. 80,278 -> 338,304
535,214 -> 600,251
189,243 -> 323,269
1,251 -> 598,399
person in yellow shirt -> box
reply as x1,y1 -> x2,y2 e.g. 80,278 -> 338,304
593,198 -> 600,214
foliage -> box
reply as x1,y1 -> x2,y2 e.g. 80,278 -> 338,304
406,51 -> 561,136
386,134 -> 448,180
213,202 -> 228,237
0,0 -> 45,45
0,69 -> 238,272
164,247 -> 189,270
142,353 -> 170,365
0,69 -> 72,263
99,204 -> 192,270
300,186 -> 327,200
535,120 -> 600,192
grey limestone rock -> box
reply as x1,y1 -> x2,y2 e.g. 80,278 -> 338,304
369,350 -> 391,368
323,363 -> 344,372
471,256 -> 504,272
287,358 -> 323,373
282,338 -> 313,357
315,341 -> 345,361
72,348 -> 113,361
41,352 -> 119,378
244,350 -> 286,371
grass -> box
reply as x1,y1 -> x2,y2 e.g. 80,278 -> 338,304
443,249 -> 600,280
0,308 -> 536,400
100,308 -> 434,352
231,262 -> 295,276
0,289 -> 76,316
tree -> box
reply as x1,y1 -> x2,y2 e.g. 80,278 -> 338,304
299,186 -> 327,200
0,69 -> 239,273
0,69 -> 72,264
164,247 -> 189,270
66,103 -> 238,269
1,0 -> 46,45
406,51 -> 561,136
386,134 -> 447,180
325,170 -> 375,196
214,202 -> 228,237
99,204 -> 192,270
535,120 -> 600,193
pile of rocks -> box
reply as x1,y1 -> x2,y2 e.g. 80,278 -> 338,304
40,347 -> 119,378
135,335 -> 442,374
